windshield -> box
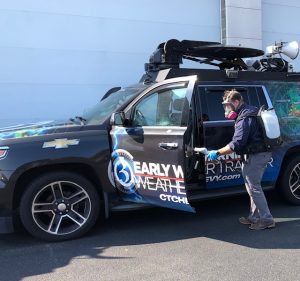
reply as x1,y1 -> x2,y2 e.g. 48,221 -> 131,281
82,86 -> 146,125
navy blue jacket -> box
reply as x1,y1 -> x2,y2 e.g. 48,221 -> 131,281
228,103 -> 264,153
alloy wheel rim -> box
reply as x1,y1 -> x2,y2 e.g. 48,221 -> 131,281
289,164 -> 300,200
31,181 -> 91,235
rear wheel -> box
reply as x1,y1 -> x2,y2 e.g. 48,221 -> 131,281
20,172 -> 100,241
278,155 -> 300,205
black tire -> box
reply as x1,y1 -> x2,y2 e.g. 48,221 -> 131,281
278,155 -> 300,205
20,171 -> 100,241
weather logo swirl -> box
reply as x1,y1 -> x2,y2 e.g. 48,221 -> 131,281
109,149 -> 137,194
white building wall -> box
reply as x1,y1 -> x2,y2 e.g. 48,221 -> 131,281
0,0 -> 221,127
222,0 -> 262,49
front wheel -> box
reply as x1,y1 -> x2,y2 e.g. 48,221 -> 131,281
20,172 -> 100,241
278,155 -> 300,205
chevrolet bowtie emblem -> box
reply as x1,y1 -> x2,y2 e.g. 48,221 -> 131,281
43,138 -> 80,149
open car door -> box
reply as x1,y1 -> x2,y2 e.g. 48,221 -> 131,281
109,76 -> 197,212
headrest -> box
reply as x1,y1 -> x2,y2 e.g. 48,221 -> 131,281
173,98 -> 185,111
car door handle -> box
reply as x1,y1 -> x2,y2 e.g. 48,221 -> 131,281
159,142 -> 178,150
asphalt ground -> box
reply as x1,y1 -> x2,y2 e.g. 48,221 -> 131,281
1,191 -> 300,281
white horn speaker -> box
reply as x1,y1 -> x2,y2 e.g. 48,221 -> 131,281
281,41 -> 299,60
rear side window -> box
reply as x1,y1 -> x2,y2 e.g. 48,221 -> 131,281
198,86 -> 248,121
247,87 -> 260,108
197,86 -> 268,121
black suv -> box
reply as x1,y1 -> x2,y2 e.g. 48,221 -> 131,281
1,39 -> 300,241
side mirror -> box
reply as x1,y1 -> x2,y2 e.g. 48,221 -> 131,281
110,112 -> 126,126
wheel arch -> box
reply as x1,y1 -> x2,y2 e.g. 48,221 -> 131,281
13,163 -> 104,211
276,145 -> 300,186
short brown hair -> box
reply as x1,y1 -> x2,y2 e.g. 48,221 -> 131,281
223,89 -> 243,103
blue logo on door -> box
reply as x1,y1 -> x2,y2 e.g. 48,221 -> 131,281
110,149 -> 137,194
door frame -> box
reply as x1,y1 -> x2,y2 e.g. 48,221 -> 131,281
108,75 -> 198,212
196,83 -> 274,189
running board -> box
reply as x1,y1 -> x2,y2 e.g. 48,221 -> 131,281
110,202 -> 153,212
188,185 -> 274,202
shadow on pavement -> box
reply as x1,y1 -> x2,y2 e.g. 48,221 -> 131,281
1,191 -> 300,280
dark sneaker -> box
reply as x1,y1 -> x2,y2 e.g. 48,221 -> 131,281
249,221 -> 276,230
239,217 -> 255,225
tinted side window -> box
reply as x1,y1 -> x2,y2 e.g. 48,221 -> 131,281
132,86 -> 189,126
247,87 -> 260,107
198,86 -> 269,121
198,87 -> 249,121
202,89 -> 225,121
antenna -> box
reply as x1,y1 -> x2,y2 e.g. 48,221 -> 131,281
144,39 -> 264,73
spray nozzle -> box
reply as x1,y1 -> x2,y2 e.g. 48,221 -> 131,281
194,147 -> 208,155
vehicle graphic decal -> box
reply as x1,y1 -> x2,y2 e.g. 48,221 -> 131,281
109,127 -> 194,212
109,149 -> 137,194
0,146 -> 9,160
205,152 -> 276,188
0,127 -> 49,140
265,82 -> 300,140
0,122 -> 76,140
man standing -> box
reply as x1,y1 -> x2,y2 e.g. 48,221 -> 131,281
207,89 -> 275,230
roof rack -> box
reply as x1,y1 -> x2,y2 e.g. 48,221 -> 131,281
144,39 -> 264,73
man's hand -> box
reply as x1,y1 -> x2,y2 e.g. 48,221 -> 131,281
207,150 -> 219,161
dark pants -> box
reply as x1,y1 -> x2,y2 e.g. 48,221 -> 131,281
242,152 -> 274,223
